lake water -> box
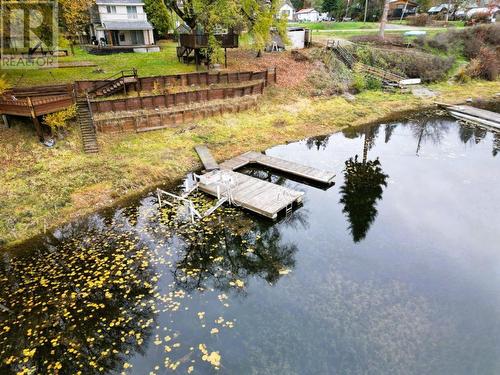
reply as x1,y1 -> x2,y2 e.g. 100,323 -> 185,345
1,114 -> 500,374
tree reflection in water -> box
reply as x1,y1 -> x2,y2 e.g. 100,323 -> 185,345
412,118 -> 450,156
173,215 -> 298,292
306,135 -> 331,151
340,126 -> 388,243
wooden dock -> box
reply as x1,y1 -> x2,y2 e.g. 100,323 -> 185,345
440,104 -> 500,131
192,146 -> 335,219
220,151 -> 335,184
197,170 -> 304,219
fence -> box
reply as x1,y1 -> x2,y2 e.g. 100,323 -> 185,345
75,68 -> 277,95
89,80 -> 265,114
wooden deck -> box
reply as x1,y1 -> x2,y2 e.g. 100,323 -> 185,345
443,105 -> 500,130
220,151 -> 335,184
197,170 -> 304,219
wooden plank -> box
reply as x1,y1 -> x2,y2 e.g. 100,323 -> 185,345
446,105 -> 500,129
194,145 -> 219,171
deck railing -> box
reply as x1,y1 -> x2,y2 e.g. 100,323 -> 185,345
179,33 -> 239,49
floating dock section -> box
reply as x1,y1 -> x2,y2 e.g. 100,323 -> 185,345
193,148 -> 335,219
440,104 -> 500,131
197,170 -> 304,219
220,151 -> 335,184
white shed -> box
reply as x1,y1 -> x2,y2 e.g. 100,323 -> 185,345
295,8 -> 320,22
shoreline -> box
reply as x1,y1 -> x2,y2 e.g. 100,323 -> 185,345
1,80 -> 498,250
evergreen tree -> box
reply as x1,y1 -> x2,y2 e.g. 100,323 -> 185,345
144,0 -> 173,38
322,0 -> 341,15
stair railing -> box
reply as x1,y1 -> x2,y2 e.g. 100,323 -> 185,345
85,93 -> 95,132
87,69 -> 137,97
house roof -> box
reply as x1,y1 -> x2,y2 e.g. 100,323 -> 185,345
281,0 -> 294,9
95,0 -> 144,5
101,21 -> 153,30
296,8 -> 318,14
428,4 -> 449,12
389,0 -> 418,6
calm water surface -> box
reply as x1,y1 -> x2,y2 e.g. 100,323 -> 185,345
1,115 -> 500,374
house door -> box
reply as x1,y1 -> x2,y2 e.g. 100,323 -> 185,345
110,31 -> 120,46
131,31 -> 144,45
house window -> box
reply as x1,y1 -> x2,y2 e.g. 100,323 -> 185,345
106,5 -> 116,13
127,6 -> 138,19
119,33 -> 125,42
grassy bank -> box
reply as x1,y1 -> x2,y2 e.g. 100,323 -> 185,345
1,80 -> 498,248
2,42 -> 195,87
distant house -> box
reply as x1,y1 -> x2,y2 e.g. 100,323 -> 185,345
90,0 -> 155,48
389,0 -> 418,18
296,8 -> 320,22
428,3 -> 450,15
279,0 -> 295,21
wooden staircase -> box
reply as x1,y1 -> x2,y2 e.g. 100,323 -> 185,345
353,63 -> 406,86
327,40 -> 406,86
76,97 -> 99,153
87,69 -> 138,98
327,40 -> 355,68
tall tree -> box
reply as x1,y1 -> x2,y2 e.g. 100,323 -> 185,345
144,0 -> 174,37
59,0 -> 94,43
322,0 -> 344,18
378,0 -> 390,39
163,0 -> 286,53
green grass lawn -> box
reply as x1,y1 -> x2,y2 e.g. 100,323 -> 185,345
2,41 -> 196,87
288,21 -> 379,30
312,27 -> 451,41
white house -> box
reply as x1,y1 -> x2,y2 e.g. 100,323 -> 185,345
90,0 -> 155,49
295,8 -> 320,22
279,0 -> 295,21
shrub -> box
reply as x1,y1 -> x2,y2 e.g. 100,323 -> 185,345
365,76 -> 382,90
477,47 -> 498,81
464,58 -> 482,78
0,76 -> 8,95
43,104 -> 77,137
352,73 -> 366,92
407,14 -> 431,26
466,11 -> 490,26
354,46 -> 455,82
309,56 -> 353,95
455,66 -> 471,83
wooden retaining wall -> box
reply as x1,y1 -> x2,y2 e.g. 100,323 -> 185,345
76,68 -> 277,94
89,80 -> 265,114
94,97 -> 258,134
